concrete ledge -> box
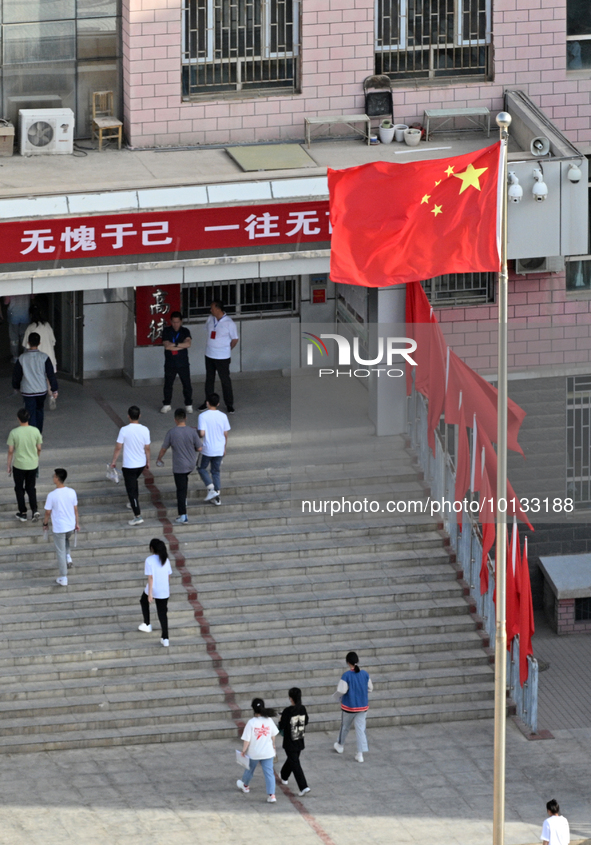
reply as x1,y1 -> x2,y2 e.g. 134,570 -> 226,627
539,554 -> 591,599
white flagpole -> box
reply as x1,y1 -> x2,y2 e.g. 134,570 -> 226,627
493,111 -> 511,845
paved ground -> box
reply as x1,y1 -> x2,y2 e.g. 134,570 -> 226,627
0,720 -> 590,845
1,375 -> 590,845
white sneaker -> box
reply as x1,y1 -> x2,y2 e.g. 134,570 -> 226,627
161,638 -> 169,647
212,496 -> 221,506
56,577 -> 68,586
266,795 -> 276,803
138,623 -> 152,633
128,516 -> 144,526
160,405 -> 171,413
299,787 -> 311,796
280,778 -> 288,785
174,515 -> 188,524
185,405 -> 193,413
126,502 -> 132,509
236,780 -> 250,794
204,485 -> 218,502
355,752 -> 364,763
333,742 -> 344,754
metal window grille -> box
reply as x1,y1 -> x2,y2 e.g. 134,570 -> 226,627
422,271 -> 494,305
567,375 -> 591,506
182,0 -> 299,98
375,0 -> 491,80
182,276 -> 298,320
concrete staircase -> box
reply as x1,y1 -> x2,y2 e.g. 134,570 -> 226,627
0,433 -> 494,753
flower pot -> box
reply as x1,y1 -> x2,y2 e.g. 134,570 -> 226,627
394,124 -> 408,142
378,125 -> 395,144
404,127 -> 422,147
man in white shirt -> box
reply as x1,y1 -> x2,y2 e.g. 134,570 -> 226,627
198,393 -> 230,506
541,799 -> 570,845
110,405 -> 151,526
198,300 -> 239,414
43,467 -> 79,587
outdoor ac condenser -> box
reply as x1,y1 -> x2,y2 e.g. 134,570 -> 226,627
515,256 -> 565,274
19,108 -> 74,156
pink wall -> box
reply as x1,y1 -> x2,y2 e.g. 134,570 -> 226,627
122,0 -> 591,150
437,272 -> 591,374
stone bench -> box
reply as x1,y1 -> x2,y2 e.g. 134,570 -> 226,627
423,107 -> 491,141
539,553 -> 591,634
305,114 -> 371,148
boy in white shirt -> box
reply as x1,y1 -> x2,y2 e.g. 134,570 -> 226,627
541,799 -> 570,845
110,405 -> 151,526
198,393 -> 230,506
43,468 -> 79,587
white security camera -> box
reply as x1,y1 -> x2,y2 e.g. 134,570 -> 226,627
532,168 -> 548,202
508,171 -> 523,203
568,163 -> 582,183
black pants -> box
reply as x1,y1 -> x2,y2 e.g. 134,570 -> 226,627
13,466 -> 38,515
280,748 -> 308,791
140,592 -> 169,639
173,472 -> 190,515
204,356 -> 233,408
122,466 -> 145,516
23,394 -> 46,434
163,360 -> 192,406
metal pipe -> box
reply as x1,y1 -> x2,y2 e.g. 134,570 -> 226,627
493,110 -> 511,845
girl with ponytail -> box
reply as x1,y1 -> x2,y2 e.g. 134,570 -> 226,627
333,651 -> 373,763
138,539 -> 172,646
237,698 -> 279,802
279,687 -> 310,796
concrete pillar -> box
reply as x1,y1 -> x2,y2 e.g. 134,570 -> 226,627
367,284 -> 408,436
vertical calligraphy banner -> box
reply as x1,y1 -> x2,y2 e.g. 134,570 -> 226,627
135,284 -> 181,346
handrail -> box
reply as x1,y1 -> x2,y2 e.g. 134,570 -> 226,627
408,387 -> 538,734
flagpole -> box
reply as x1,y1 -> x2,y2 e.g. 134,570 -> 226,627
493,110 -> 511,845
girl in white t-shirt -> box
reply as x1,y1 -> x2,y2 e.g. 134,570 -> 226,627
237,698 -> 279,803
138,539 -> 173,647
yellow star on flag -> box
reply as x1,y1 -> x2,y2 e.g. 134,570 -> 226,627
421,194 -> 431,204
453,163 -> 488,194
431,205 -> 443,217
445,165 -> 454,176
434,180 -> 442,186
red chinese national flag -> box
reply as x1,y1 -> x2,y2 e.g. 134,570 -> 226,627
328,143 -> 501,287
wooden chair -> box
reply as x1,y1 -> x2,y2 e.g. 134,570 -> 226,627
91,90 -> 122,151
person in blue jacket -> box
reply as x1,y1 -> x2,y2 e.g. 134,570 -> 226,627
333,651 -> 373,763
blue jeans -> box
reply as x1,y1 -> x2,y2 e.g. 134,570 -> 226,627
242,757 -> 275,795
198,455 -> 222,492
337,710 -> 368,753
23,394 -> 46,434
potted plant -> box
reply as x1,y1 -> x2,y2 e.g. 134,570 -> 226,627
403,127 -> 422,147
378,119 -> 395,144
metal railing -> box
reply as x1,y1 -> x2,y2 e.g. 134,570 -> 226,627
408,386 -> 539,734
182,0 -> 299,97
375,0 -> 491,80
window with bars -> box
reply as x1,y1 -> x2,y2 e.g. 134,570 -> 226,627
182,0 -> 299,98
375,0 -> 491,81
182,276 -> 298,320
567,0 -> 591,70
567,375 -> 591,507
421,271 -> 495,305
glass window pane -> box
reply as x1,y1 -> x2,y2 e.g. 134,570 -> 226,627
567,40 -> 591,70
77,0 -> 118,19
567,0 -> 591,37
567,260 -> 591,290
77,18 -> 118,60
3,0 -> 75,24
4,21 -> 76,64
3,62 -> 75,126
76,59 -> 119,137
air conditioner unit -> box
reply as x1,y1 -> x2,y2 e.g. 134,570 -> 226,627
515,256 -> 565,274
19,108 -> 74,156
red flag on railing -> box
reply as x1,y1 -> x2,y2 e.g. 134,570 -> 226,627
506,520 -> 521,649
454,397 -> 471,509
479,465 -> 495,595
519,537 -> 535,686
329,143 -> 502,287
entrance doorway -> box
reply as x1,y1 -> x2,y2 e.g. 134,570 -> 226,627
48,291 -> 84,383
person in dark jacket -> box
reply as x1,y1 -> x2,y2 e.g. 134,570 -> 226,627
279,687 -> 310,796
12,332 -> 58,434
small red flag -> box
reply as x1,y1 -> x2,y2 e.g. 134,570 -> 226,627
519,537 -> 535,687
454,398 -> 471,509
479,468 -> 495,595
328,143 -> 501,287
506,521 -> 521,649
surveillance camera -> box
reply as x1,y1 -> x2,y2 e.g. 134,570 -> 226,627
568,163 -> 582,183
532,168 -> 548,202
507,171 -> 522,203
